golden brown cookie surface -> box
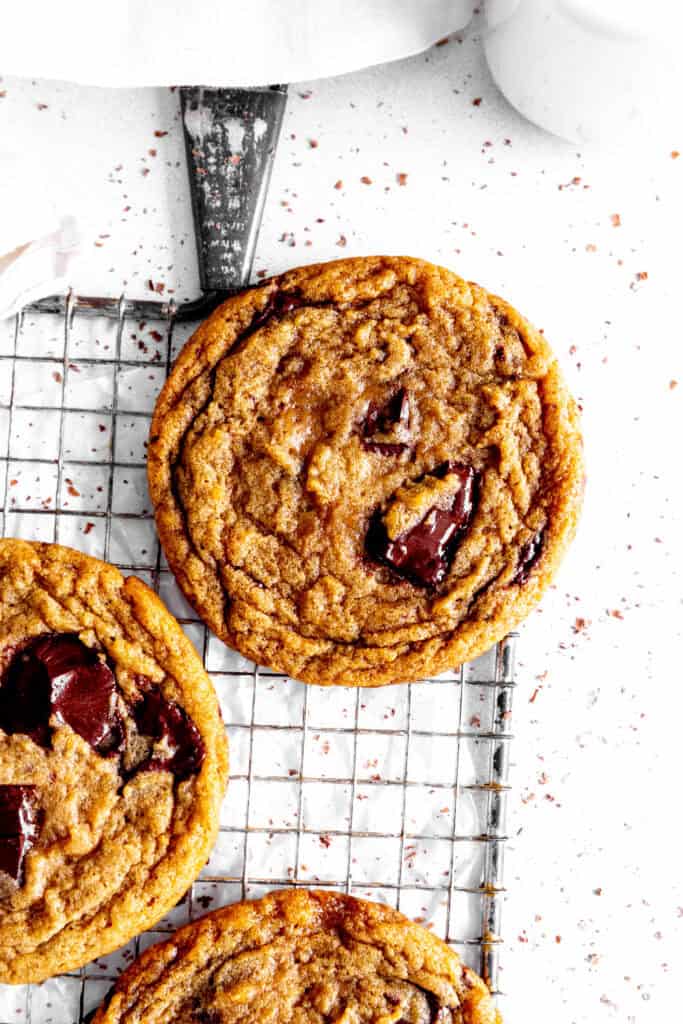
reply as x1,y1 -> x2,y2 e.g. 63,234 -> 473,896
149,256 -> 583,686
93,889 -> 501,1024
0,540 -> 228,983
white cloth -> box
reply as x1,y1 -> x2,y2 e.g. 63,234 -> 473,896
0,154 -> 81,320
0,1 -> 475,88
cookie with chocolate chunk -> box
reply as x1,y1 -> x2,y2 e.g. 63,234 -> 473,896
92,889 -> 500,1024
0,540 -> 228,983
148,256 -> 582,686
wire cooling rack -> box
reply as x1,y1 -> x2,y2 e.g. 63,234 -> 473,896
0,299 -> 515,1023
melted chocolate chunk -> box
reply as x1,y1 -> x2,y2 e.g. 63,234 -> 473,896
50,659 -> 123,754
250,290 -> 304,332
0,634 -> 123,755
367,463 -> 477,589
362,388 -> 411,455
513,531 -> 544,584
0,785 -> 39,884
0,644 -> 52,747
133,690 -> 205,781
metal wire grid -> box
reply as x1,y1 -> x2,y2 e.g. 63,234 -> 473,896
0,299 -> 515,1023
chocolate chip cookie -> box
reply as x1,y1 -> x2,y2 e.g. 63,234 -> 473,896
92,889 -> 501,1023
0,539 -> 228,983
149,256 -> 583,686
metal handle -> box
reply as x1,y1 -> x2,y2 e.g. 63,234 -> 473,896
179,85 -> 287,313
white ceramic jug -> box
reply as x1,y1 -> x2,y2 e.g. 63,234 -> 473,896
484,0 -> 683,144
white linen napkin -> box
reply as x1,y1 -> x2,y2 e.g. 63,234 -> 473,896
0,1 -> 475,88
0,151 -> 81,320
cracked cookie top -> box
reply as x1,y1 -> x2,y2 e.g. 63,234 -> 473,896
92,889 -> 501,1024
148,256 -> 583,686
0,540 -> 228,983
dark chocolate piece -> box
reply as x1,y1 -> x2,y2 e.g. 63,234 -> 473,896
133,690 -> 205,781
50,659 -> 123,754
0,643 -> 52,747
513,531 -> 544,584
250,290 -> 304,332
425,990 -> 455,1023
0,785 -> 39,884
367,463 -> 477,589
0,634 -> 123,755
362,388 -> 411,454
428,1007 -> 454,1023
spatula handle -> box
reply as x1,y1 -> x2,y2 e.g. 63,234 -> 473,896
179,85 -> 287,312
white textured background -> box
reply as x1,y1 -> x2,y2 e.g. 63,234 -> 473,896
1,15 -> 682,1024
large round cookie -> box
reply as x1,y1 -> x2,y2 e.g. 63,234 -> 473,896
93,889 -> 500,1023
0,540 -> 228,983
149,256 -> 583,686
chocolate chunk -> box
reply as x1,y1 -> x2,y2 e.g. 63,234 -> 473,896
423,989 -> 455,1023
0,785 -> 39,884
367,463 -> 477,588
0,634 -> 123,755
513,531 -> 544,584
50,659 -> 123,754
0,644 -> 52,747
362,388 -> 411,454
133,690 -> 205,781
250,290 -> 304,332
427,999 -> 454,1023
